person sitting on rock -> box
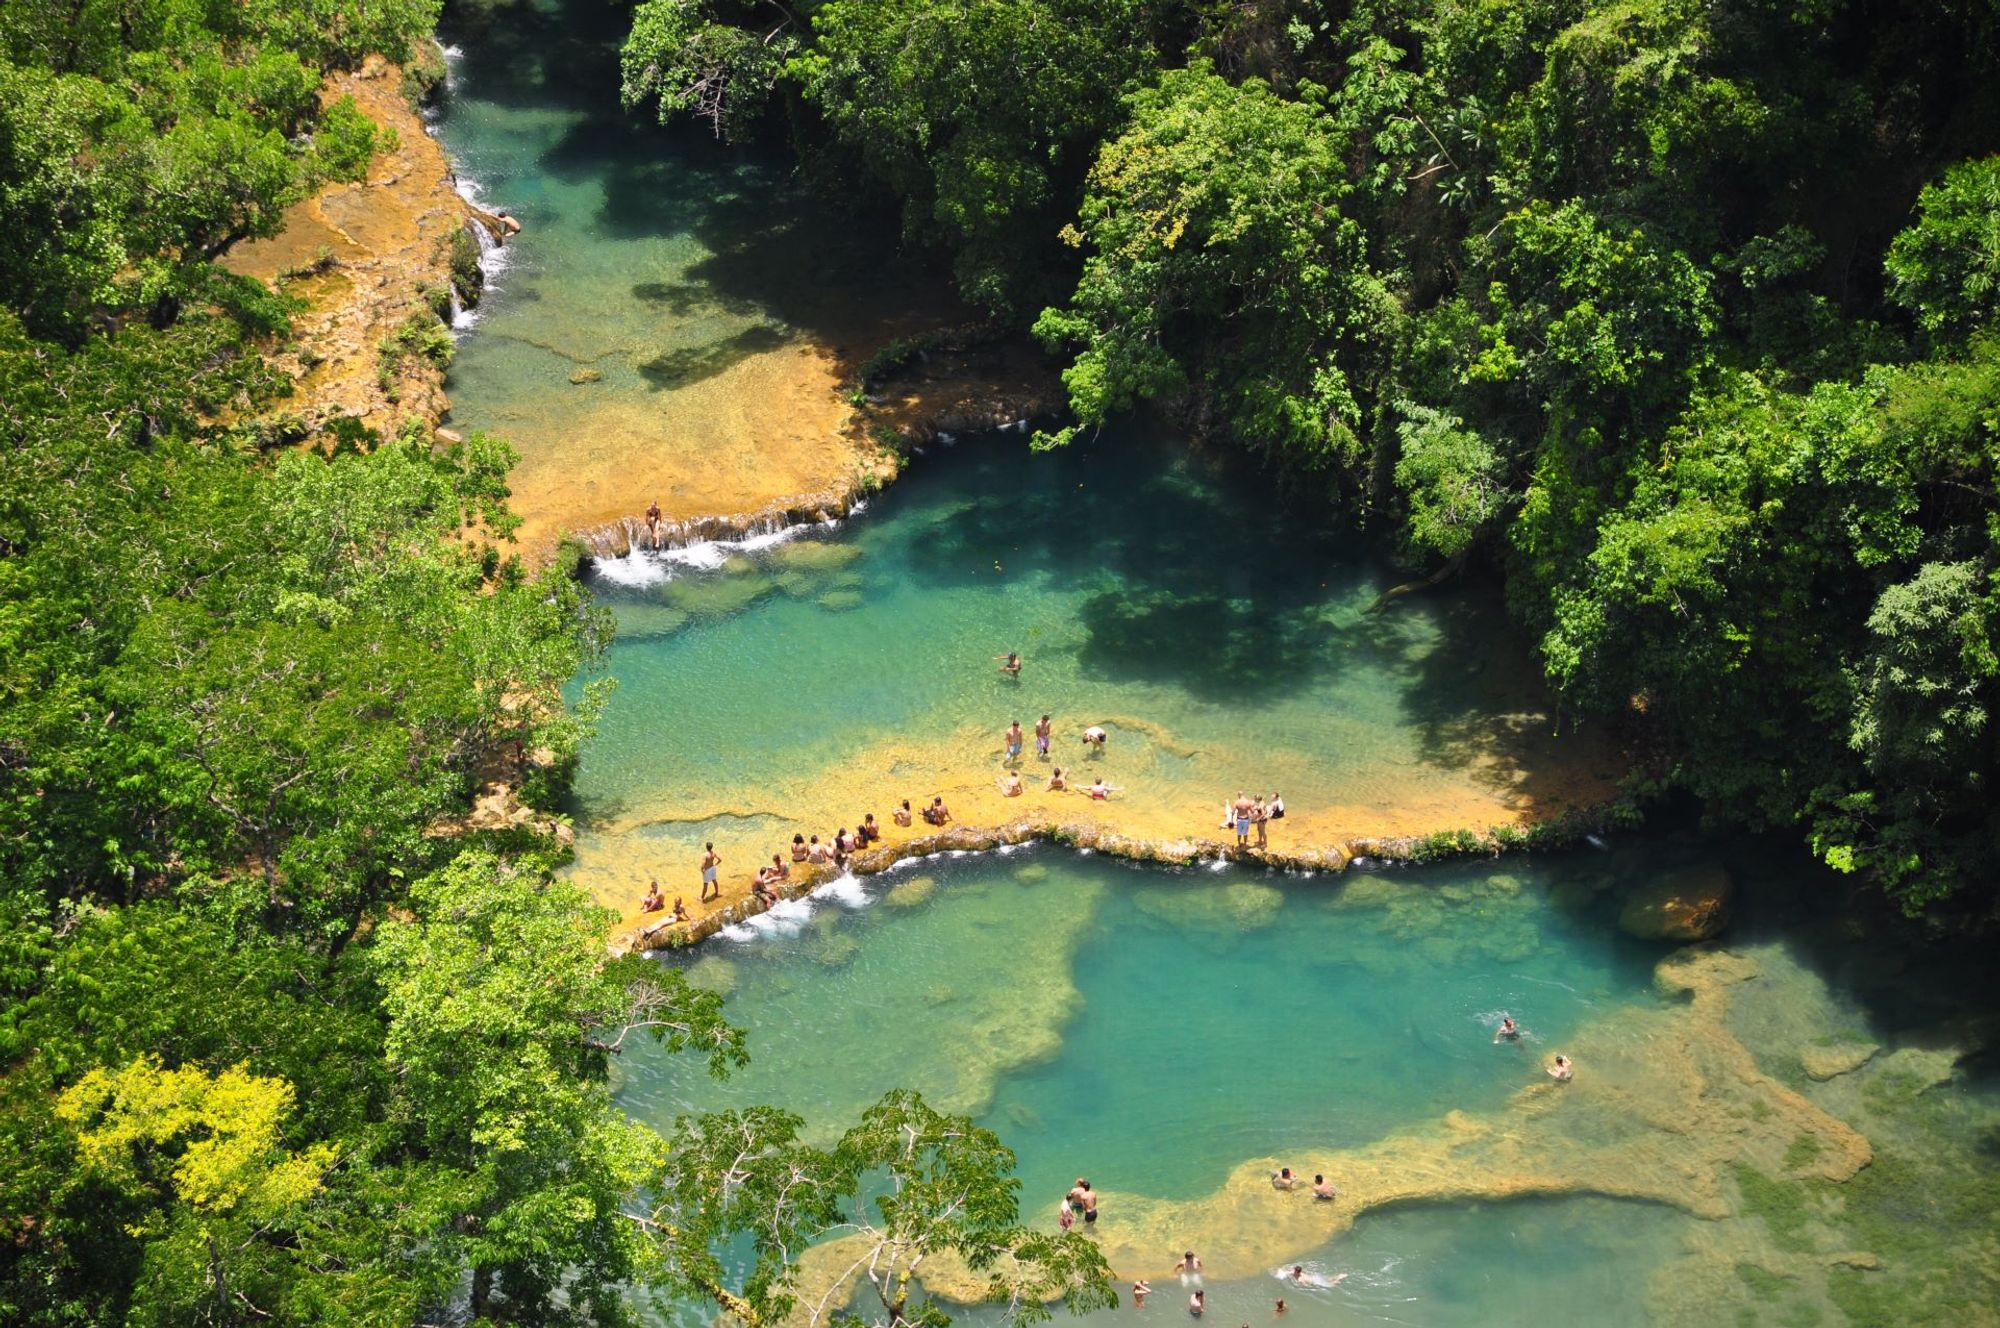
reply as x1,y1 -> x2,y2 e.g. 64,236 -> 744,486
1312,1174 -> 1336,1201
894,799 -> 913,827
640,880 -> 664,912
927,796 -> 952,825
998,771 -> 1024,797
1048,767 -> 1069,792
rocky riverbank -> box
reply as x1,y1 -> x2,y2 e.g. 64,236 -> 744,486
223,50 -> 492,436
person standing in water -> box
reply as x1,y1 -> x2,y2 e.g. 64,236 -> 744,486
1188,1291 -> 1204,1317
644,499 -> 662,546
1548,1054 -> 1574,1081
1082,725 -> 1108,755
1176,1252 -> 1203,1278
1005,720 -> 1025,764
1036,714 -> 1053,759
1494,1015 -> 1522,1044
699,843 -> 721,901
996,651 -> 1022,676
1131,1281 -> 1151,1308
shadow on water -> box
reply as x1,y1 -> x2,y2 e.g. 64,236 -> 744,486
439,0 -> 960,373
635,324 -> 791,390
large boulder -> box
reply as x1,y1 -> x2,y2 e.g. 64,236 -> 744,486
1619,863 -> 1734,941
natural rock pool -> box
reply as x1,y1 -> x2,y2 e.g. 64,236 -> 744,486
616,842 -> 2000,1328
430,4 -> 2000,1325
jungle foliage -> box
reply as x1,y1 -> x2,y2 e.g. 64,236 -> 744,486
0,2 -> 1116,1324
626,0 -> 2000,916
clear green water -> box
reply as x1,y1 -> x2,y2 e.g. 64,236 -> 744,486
562,422 -> 1601,908
611,848 -> 1689,1327
432,5 -> 2000,1324
431,0 -> 942,536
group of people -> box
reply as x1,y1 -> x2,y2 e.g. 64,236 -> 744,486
1220,791 -> 1284,849
643,648 -> 1302,929
1141,1251 -> 1351,1318
997,714 -> 1118,801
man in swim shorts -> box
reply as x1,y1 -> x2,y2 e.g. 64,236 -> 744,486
1005,720 -> 1024,763
1036,715 -> 1053,758
699,843 -> 721,901
1233,793 -> 1252,846
996,651 -> 1022,676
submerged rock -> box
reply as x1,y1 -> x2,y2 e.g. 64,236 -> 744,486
568,367 -> 603,384
885,874 -> 937,908
1801,1040 -> 1879,1081
1619,863 -> 1734,941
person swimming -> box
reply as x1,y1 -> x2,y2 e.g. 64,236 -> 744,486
998,771 -> 1024,796
1495,1015 -> 1521,1043
1274,1300 -> 1287,1315
1288,1267 -> 1305,1284
1311,1174 -> 1336,1201
1549,1054 -> 1573,1081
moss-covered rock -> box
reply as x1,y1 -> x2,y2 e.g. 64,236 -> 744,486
1619,863 -> 1733,941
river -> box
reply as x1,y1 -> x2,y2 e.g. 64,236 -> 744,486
429,4 -> 2000,1325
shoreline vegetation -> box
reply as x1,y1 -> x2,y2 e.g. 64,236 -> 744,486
4,0 -> 1997,1324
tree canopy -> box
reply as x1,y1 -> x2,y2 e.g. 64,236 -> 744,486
629,0 -> 2000,915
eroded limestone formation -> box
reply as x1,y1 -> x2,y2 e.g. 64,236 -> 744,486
774,946 -> 1871,1324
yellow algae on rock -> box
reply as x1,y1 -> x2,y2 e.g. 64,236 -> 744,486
775,944 -> 1873,1321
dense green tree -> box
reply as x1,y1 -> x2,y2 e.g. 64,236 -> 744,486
1033,63 -> 1378,465
641,1090 -> 1118,1328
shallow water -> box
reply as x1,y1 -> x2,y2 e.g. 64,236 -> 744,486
431,4 -> 2000,1324
430,0 -> 950,546
618,849 -> 1677,1324
565,423 -> 1619,913
617,844 -> 2000,1328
